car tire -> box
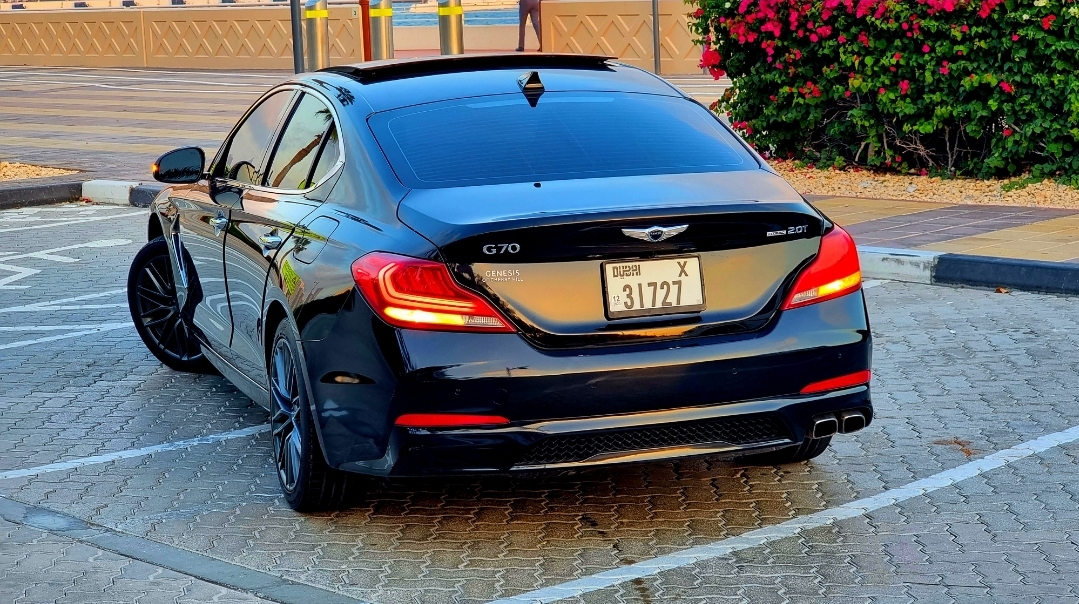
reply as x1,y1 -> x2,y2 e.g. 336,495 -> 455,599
739,435 -> 832,465
268,319 -> 359,512
127,237 -> 215,373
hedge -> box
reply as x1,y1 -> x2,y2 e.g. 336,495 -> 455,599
690,0 -> 1079,182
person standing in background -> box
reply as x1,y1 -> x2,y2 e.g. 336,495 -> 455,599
516,0 -> 541,52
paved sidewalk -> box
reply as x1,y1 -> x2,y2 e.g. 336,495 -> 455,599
810,195 -> 1079,264
3,207 -> 1079,602
0,517 -> 271,604
3,66 -> 1078,266
0,66 -> 729,184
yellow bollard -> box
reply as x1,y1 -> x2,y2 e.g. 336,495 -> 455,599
370,0 -> 394,60
304,0 -> 330,70
437,0 -> 464,55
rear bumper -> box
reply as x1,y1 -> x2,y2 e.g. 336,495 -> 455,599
342,386 -> 870,475
300,289 -> 872,474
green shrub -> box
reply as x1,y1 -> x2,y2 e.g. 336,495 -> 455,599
690,0 -> 1079,180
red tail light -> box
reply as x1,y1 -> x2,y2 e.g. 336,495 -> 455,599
395,413 -> 510,428
351,252 -> 514,332
801,369 -> 872,394
782,226 -> 862,310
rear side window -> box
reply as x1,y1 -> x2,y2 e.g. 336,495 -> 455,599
217,90 -> 294,185
367,92 -> 757,189
265,93 -> 338,190
308,124 -> 341,186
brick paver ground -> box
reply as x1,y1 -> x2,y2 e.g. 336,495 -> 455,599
6,65 -> 1079,263
1,202 -> 1078,603
0,517 -> 271,604
0,66 -> 729,185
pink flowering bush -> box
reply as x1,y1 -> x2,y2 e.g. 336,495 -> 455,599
690,0 -> 1079,181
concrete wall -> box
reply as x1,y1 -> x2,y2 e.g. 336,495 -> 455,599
542,0 -> 701,74
0,1 -> 702,72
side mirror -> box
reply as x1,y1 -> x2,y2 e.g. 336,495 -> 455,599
152,147 -> 205,184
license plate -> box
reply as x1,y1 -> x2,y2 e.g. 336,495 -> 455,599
603,256 -> 706,319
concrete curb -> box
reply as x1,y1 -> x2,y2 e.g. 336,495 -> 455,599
0,180 -> 83,210
129,183 -> 166,207
81,180 -> 141,206
860,246 -> 1079,296
0,179 -> 166,209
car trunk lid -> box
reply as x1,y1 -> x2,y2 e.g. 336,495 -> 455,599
397,171 -> 825,347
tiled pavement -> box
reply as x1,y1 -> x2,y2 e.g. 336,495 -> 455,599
4,67 -> 1078,265
2,204 -> 1079,603
1,517 -> 272,604
0,66 -> 729,185
810,195 -> 1079,263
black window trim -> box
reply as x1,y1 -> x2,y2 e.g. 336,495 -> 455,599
209,83 -> 346,195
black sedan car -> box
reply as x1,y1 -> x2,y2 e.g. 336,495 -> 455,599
130,54 -> 871,511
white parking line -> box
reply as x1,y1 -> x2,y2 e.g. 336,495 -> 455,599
0,288 -> 127,313
0,66 -> 288,79
0,211 -> 144,234
0,239 -> 133,288
0,322 -> 132,350
0,239 -> 131,261
0,323 -> 130,331
0,425 -> 270,481
491,423 -> 1079,604
0,71 -> 273,87
0,78 -> 268,95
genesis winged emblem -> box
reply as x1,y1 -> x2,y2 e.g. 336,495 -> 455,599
621,225 -> 688,243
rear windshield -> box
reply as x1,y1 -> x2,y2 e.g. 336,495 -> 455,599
366,92 -> 758,189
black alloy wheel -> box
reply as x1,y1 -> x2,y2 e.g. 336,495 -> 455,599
268,320 -> 358,511
270,335 -> 304,494
127,237 -> 213,373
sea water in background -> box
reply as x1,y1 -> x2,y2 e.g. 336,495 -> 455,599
393,0 -> 517,25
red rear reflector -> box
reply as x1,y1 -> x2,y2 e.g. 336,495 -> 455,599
351,252 -> 514,332
395,413 -> 511,428
782,226 -> 862,310
801,370 -> 872,394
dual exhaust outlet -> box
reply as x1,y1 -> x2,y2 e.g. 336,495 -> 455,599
810,410 -> 866,439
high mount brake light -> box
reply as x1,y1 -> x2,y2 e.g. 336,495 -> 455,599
351,252 -> 514,333
782,226 -> 862,310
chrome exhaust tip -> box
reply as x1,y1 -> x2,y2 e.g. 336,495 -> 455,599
839,411 -> 866,433
811,417 -> 839,439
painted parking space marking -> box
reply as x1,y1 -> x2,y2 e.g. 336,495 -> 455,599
0,239 -> 132,288
0,322 -> 132,350
0,323 -> 131,331
0,71 -> 276,87
0,238 -> 132,261
0,424 -> 270,481
491,423 -> 1079,604
0,288 -> 127,313
0,65 -> 288,79
0,79 -> 267,95
0,211 -> 144,234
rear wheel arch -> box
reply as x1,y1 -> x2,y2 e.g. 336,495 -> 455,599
262,297 -> 338,472
147,214 -> 165,242
263,300 -> 289,371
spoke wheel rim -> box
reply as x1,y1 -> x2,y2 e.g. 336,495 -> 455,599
270,338 -> 303,493
134,255 -> 199,362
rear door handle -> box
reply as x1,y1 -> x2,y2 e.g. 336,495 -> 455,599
259,234 -> 283,249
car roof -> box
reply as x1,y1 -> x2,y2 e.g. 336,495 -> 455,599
310,54 -> 687,113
